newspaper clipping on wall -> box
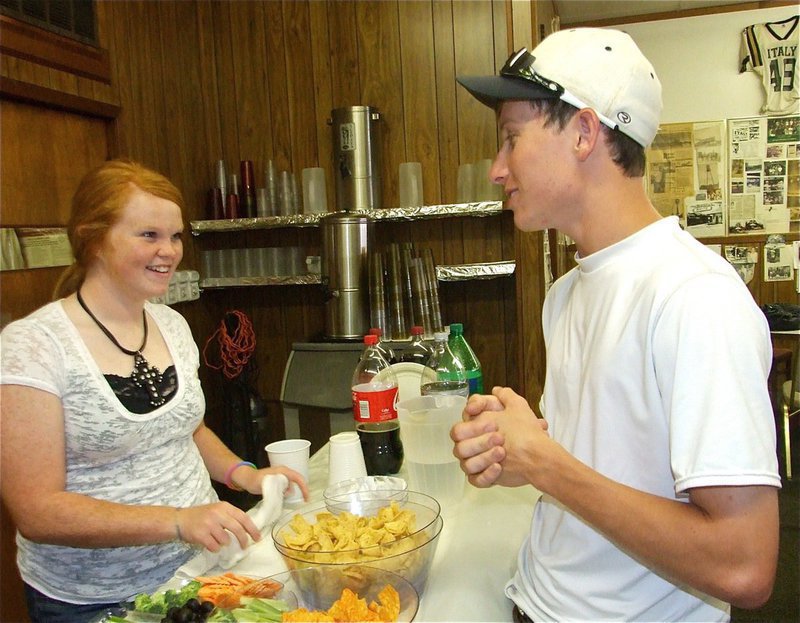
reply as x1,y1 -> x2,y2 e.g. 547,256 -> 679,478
646,121 -> 727,238
728,115 -> 799,234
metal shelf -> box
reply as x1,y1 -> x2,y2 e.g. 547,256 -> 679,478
436,260 -> 515,282
199,260 -> 515,289
189,201 -> 503,235
200,274 -> 322,289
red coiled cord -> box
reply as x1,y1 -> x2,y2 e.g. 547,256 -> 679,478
203,310 -> 257,380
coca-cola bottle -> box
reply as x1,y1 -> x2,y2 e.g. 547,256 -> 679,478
351,334 -> 404,475
369,327 -> 396,364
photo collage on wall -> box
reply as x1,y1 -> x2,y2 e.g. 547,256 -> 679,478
645,115 -> 800,286
729,115 -> 799,234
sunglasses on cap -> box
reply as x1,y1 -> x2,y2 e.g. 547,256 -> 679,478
500,48 -> 619,132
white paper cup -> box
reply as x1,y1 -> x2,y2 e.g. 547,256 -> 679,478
302,167 -> 328,214
265,438 -> 311,504
399,162 -> 423,208
328,431 -> 368,486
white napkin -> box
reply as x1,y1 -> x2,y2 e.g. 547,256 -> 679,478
175,473 -> 288,579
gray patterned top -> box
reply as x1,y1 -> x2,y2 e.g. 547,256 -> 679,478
0,300 -> 218,603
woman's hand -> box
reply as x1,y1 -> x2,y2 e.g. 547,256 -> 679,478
174,502 -> 261,551
233,465 -> 310,502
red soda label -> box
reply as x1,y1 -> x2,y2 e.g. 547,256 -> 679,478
351,384 -> 399,422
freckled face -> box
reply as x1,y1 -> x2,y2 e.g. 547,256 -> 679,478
95,189 -> 184,301
490,100 -> 577,232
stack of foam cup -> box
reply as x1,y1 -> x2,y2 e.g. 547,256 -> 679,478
328,431 -> 368,486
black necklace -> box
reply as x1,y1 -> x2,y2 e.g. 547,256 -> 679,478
76,289 -> 166,407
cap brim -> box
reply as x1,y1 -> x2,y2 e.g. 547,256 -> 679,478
456,75 -> 559,109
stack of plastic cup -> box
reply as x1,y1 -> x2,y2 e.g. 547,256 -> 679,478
327,431 -> 368,487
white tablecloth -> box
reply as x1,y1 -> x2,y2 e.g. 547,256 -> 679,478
175,444 -> 541,622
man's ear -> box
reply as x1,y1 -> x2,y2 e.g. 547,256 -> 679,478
573,108 -> 603,162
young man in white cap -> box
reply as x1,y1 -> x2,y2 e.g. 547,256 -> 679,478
452,28 -> 780,622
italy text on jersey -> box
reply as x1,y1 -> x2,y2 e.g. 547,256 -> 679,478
740,15 -> 799,115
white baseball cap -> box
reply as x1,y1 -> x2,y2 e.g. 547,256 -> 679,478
457,28 -> 663,147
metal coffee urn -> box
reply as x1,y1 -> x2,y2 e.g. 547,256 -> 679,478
329,106 -> 382,211
321,213 -> 373,340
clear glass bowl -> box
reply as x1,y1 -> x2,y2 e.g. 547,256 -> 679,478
266,565 -> 419,621
272,491 -> 442,596
323,476 -> 408,514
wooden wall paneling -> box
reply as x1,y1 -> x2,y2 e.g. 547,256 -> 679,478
327,1 -> 361,110
210,2 -> 243,181
160,2 -> 185,176
6,52 -> 50,86
431,0 -> 459,206
195,0 -> 225,201
106,0 -> 136,158
0,100 -> 108,227
307,1 -> 335,204
515,228 -> 547,406
91,1 -> 112,102
283,0 -> 319,176
427,1 -> 458,293
0,267 -> 66,324
501,212 -> 520,391
492,0 -> 511,69
123,1 -> 155,165
47,65 -> 79,96
398,0 -> 440,206
263,1 -> 292,173
452,0 -> 500,162
228,2 -> 272,170
355,1 -> 404,210
142,1 -> 170,176
510,0 -> 534,50
98,0 -> 124,156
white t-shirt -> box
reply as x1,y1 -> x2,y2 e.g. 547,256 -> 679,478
0,300 -> 218,603
506,217 -> 780,622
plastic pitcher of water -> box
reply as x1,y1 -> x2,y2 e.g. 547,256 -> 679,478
396,395 -> 467,503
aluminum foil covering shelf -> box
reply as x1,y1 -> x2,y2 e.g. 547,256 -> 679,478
190,202 -> 503,234
200,274 -> 322,288
435,260 -> 515,282
198,262 -> 514,288
364,201 -> 503,221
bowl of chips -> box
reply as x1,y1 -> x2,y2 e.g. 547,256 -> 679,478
272,491 -> 442,596
270,565 -> 419,622
324,476 -> 408,515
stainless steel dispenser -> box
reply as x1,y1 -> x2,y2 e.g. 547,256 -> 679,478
329,106 -> 382,211
321,213 -> 373,340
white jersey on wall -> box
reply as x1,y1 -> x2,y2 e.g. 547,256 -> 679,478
740,15 -> 799,115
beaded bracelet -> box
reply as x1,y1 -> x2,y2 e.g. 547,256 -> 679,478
224,460 -> 257,491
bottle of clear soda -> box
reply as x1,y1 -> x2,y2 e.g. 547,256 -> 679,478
420,331 -> 469,397
401,325 -> 434,364
448,323 -> 484,395
351,334 -> 404,474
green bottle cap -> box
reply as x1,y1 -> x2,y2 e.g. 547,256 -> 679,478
450,323 -> 464,335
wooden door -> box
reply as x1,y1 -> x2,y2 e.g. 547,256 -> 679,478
0,96 -> 111,623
